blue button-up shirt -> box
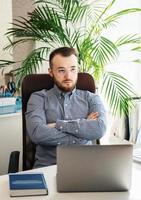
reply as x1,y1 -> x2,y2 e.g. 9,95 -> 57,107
26,85 -> 106,167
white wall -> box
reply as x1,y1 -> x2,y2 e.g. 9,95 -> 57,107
0,0 -> 13,85
105,0 -> 141,95
0,0 -> 34,175
12,0 -> 35,72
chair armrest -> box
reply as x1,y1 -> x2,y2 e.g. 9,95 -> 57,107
96,139 -> 100,145
8,151 -> 20,173
93,139 -> 100,145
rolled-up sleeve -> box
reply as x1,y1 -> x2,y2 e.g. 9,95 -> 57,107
56,94 -> 106,140
26,92 -> 83,146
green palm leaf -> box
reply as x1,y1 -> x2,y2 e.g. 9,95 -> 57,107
115,34 -> 141,47
35,0 -> 88,23
4,38 -> 35,51
104,8 -> 141,27
6,5 -> 73,47
60,0 -> 88,22
133,59 -> 141,64
76,36 -> 103,79
101,71 -> 137,116
92,36 -> 119,67
0,60 -> 15,68
132,46 -> 141,52
15,47 -> 50,87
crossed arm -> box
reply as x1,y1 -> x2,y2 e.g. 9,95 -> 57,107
48,112 -> 99,128
26,92 -> 106,146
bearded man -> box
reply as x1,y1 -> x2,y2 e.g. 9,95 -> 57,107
26,47 -> 106,168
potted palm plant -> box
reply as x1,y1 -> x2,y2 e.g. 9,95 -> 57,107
0,0 -> 141,116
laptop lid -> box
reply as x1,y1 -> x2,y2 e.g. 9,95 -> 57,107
56,144 -> 133,192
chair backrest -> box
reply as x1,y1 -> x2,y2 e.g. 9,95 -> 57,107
22,72 -> 96,170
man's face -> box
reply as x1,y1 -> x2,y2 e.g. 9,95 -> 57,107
49,54 -> 78,92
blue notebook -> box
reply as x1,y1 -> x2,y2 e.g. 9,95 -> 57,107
9,173 -> 48,197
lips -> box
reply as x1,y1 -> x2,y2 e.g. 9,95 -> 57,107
63,80 -> 72,84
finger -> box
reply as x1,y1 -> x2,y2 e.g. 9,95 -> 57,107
88,115 -> 97,119
87,115 -> 98,120
87,112 -> 98,117
87,113 -> 99,120
91,113 -> 99,117
88,112 -> 99,118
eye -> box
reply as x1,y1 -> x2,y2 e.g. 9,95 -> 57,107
71,67 -> 77,72
58,69 -> 65,73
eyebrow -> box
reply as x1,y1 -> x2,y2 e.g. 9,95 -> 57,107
70,66 -> 77,68
57,67 -> 65,69
56,66 -> 77,69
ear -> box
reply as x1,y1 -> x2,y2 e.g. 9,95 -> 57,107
48,68 -> 53,77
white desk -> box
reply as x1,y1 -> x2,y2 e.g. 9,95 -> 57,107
0,162 -> 141,200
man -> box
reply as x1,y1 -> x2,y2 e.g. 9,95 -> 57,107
26,47 -> 106,168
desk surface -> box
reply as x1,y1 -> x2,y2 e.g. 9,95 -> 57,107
0,162 -> 141,200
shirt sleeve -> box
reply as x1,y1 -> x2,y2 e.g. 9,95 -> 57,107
56,93 -> 107,140
26,92 -> 83,146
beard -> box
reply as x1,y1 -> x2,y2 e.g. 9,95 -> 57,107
53,77 -> 77,92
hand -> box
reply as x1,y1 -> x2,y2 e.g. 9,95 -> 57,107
87,112 -> 99,120
48,123 -> 56,128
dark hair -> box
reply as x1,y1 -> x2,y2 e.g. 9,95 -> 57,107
49,47 -> 77,68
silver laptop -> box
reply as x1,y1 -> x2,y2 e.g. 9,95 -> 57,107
56,144 -> 133,192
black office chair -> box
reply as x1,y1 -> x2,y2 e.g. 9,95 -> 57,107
8,72 -> 100,173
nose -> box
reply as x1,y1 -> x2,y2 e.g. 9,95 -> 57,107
64,70 -> 71,79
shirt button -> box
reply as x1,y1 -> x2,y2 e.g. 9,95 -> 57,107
65,104 -> 68,106
75,130 -> 78,133
60,126 -> 63,129
73,140 -> 76,144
